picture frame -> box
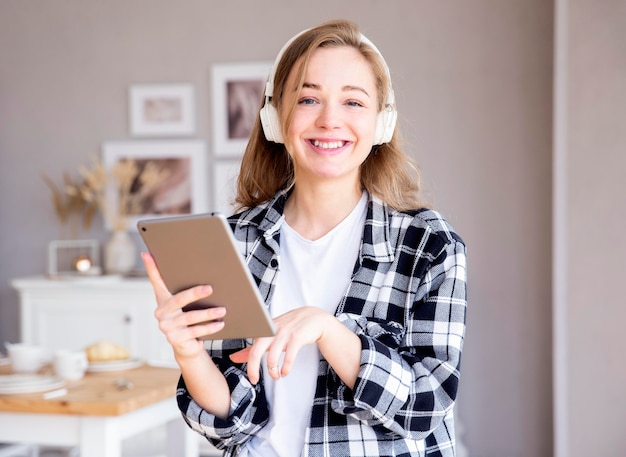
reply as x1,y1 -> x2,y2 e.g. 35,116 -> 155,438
129,84 -> 195,136
211,62 -> 272,157
102,140 -> 208,231
212,159 -> 241,216
47,239 -> 101,277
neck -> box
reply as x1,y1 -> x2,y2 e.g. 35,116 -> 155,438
284,181 -> 363,241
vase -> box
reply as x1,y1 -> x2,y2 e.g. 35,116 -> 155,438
105,230 -> 137,275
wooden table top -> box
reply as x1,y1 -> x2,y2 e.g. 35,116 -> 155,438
0,363 -> 181,416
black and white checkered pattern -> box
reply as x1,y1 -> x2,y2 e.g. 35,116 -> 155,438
177,190 -> 467,457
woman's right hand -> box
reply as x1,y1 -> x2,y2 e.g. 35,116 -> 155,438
142,252 -> 226,360
143,252 -> 232,419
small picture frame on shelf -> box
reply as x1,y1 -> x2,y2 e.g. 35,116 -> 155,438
129,84 -> 195,137
48,239 -> 101,277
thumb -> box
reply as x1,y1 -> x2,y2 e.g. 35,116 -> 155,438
229,346 -> 251,364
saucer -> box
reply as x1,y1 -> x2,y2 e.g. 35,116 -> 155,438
0,374 -> 65,395
87,358 -> 143,373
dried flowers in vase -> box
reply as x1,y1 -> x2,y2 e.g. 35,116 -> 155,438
41,172 -> 92,239
43,156 -> 170,234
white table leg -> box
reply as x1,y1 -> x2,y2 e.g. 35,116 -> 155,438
166,418 -> 199,457
79,417 -> 122,457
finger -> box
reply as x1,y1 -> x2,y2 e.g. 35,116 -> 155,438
229,346 -> 251,364
245,338 -> 273,384
267,363 -> 280,380
172,285 -> 214,313
183,319 -> 226,341
266,336 -> 287,381
159,307 -> 226,349
153,285 -> 214,322
279,342 -> 300,378
142,252 -> 171,298
178,305 -> 225,329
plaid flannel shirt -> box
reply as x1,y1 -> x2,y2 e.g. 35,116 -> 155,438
177,190 -> 467,457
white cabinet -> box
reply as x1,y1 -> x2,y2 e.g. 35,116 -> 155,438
11,276 -> 173,363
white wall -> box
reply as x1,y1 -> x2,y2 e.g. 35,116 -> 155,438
554,1 -> 626,456
0,1 -> 554,455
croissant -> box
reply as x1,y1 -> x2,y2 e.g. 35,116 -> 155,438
85,340 -> 130,362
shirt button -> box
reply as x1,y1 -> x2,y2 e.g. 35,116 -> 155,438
270,258 -> 278,268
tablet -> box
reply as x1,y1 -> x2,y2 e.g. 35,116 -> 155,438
137,213 -> 276,341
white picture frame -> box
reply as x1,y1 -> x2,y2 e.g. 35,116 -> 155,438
211,62 -> 272,157
212,159 -> 241,216
102,140 -> 208,231
47,239 -> 101,277
129,84 -> 195,136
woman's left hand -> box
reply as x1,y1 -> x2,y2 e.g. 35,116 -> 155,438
230,306 -> 332,384
230,306 -> 361,388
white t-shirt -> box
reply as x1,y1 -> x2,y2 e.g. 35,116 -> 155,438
239,192 -> 367,457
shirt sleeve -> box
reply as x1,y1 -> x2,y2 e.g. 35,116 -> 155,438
176,343 -> 270,450
332,235 -> 467,441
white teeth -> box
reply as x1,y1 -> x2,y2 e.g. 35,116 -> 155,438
312,140 -> 344,149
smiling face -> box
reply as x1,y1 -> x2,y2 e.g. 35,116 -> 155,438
281,45 -> 379,189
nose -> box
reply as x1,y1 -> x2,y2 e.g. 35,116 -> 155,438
315,103 -> 343,131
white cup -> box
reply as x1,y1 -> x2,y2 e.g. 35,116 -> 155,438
53,350 -> 88,381
6,343 -> 48,373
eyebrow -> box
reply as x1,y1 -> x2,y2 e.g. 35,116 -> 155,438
302,82 -> 371,98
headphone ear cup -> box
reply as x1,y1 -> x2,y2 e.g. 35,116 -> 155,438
260,102 -> 284,143
373,108 -> 398,145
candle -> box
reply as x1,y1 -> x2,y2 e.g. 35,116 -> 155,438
73,255 -> 92,273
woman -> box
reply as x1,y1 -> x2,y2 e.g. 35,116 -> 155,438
143,19 -> 467,457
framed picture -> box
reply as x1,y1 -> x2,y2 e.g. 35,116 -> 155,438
129,84 -> 195,136
212,159 -> 241,216
211,62 -> 272,157
47,239 -> 101,277
102,140 -> 208,231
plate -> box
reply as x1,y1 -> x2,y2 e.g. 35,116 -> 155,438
0,374 -> 65,395
87,358 -> 143,373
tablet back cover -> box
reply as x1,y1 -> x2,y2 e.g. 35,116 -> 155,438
137,213 -> 276,340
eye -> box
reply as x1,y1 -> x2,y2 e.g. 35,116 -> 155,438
298,97 -> 317,105
346,100 -> 365,108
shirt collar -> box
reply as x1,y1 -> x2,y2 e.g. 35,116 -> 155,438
361,193 -> 394,263
244,189 -> 395,263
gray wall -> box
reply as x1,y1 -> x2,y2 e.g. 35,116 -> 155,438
0,1 -> 555,456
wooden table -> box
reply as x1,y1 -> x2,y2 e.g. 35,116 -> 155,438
0,363 -> 199,457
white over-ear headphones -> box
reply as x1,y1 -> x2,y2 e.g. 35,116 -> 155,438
260,29 -> 397,145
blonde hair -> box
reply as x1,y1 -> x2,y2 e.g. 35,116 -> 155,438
235,19 -> 425,212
